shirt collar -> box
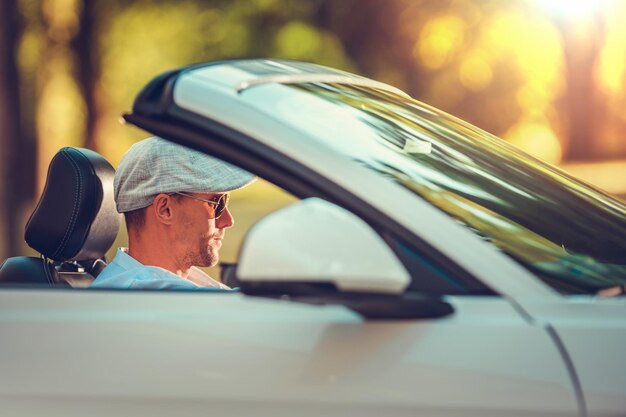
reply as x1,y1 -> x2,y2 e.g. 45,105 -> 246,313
114,248 -> 227,289
113,247 -> 146,271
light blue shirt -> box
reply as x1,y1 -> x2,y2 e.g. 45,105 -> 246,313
90,248 -> 230,290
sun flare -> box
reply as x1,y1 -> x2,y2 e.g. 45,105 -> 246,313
534,0 -> 611,19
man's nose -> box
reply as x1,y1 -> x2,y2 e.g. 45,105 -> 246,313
216,207 -> 234,229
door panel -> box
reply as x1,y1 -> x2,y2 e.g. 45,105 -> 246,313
0,290 -> 579,416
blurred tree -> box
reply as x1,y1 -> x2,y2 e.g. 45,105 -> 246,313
313,0 -> 426,93
92,0 -> 355,164
0,0 -> 23,258
72,0 -> 100,150
554,13 -> 606,160
596,1 -> 626,159
36,0 -> 86,186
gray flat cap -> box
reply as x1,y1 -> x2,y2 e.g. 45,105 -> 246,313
115,137 -> 256,213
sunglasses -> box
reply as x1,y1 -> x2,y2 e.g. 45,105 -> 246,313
173,192 -> 230,218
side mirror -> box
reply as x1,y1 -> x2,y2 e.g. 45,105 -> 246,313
238,198 -> 410,294
237,198 -> 453,320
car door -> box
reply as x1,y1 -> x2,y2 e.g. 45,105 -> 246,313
1,287 -> 581,417
518,296 -> 626,417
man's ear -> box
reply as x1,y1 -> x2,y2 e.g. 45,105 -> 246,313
152,194 -> 175,225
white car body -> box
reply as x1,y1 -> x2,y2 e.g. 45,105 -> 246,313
1,60 -> 625,417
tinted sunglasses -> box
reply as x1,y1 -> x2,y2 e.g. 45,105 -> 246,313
173,192 -> 230,218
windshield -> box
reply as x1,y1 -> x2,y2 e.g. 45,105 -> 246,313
252,82 -> 626,294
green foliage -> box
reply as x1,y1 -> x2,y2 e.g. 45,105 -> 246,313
272,21 -> 355,70
96,0 -> 355,160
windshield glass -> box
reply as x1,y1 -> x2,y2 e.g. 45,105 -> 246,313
252,82 -> 626,294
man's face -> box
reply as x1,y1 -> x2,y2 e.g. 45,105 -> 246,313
172,192 -> 234,268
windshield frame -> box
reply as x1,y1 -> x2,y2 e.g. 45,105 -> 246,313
242,80 -> 626,295
125,59 -> 564,300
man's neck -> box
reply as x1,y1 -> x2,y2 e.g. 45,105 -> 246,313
127,245 -> 192,279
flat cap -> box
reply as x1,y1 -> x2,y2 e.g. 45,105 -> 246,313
114,137 -> 256,213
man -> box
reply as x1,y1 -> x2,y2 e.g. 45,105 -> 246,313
91,137 -> 256,290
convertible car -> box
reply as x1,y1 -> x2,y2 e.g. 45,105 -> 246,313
1,59 -> 625,417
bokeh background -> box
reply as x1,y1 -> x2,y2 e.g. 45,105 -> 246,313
1,0 -> 626,270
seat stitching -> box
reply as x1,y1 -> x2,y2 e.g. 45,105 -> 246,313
52,150 -> 82,259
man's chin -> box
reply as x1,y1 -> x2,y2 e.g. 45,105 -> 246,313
203,250 -> 219,268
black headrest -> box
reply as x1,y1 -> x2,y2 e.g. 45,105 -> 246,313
25,147 -> 120,262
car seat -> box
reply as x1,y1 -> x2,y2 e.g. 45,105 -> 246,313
0,147 -> 120,287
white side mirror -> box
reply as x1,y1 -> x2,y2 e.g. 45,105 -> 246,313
237,198 -> 410,294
